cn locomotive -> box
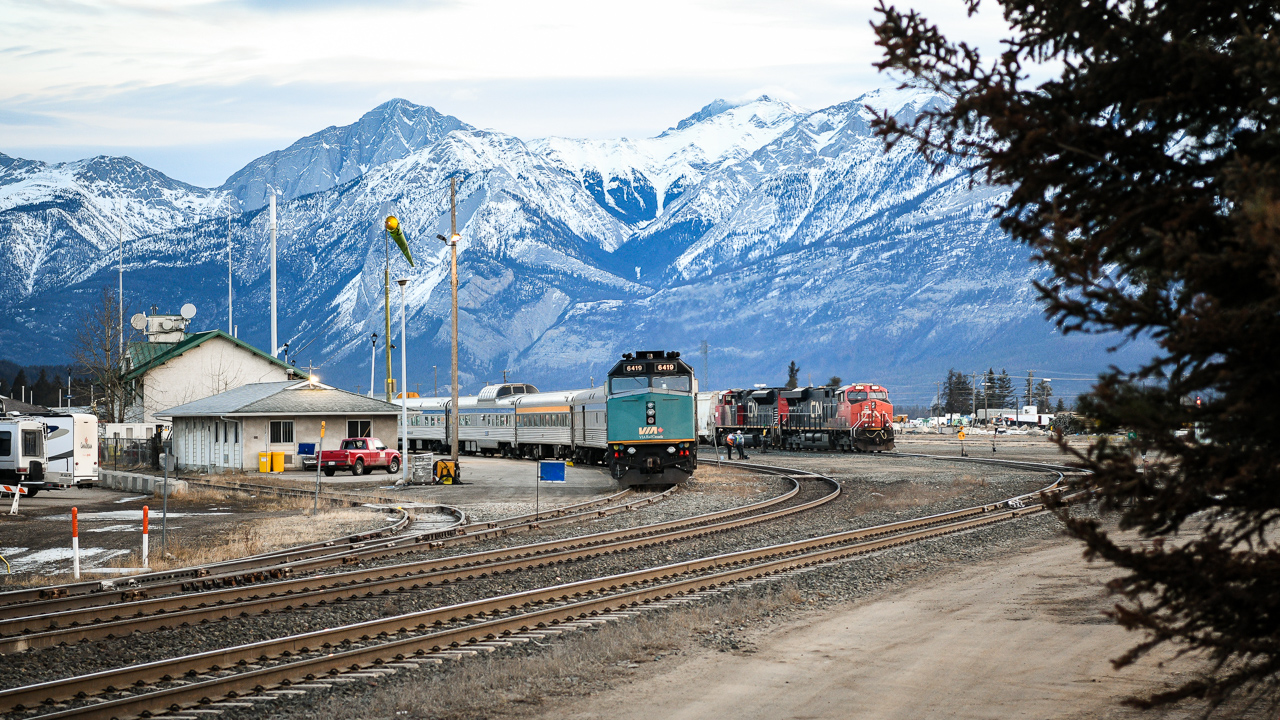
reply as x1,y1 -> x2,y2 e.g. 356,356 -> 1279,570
708,383 -> 895,452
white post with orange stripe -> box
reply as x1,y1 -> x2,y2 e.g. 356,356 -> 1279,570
141,505 -> 149,569
71,507 -> 80,580
7,485 -> 18,515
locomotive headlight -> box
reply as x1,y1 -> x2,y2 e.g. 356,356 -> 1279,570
626,446 -> 636,455
646,408 -> 655,417
666,446 -> 676,454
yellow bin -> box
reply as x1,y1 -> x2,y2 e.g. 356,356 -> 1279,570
270,451 -> 286,473
258,452 -> 270,473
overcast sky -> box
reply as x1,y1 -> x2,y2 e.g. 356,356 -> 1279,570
2,0 -> 1015,187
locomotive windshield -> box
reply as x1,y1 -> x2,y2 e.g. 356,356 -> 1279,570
652,376 -> 690,392
609,375 -> 692,393
847,390 -> 889,402
610,376 -> 648,393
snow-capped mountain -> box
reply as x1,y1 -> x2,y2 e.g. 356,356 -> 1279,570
0,152 -> 217,304
530,96 -> 806,226
0,91 -> 1143,399
221,99 -> 472,212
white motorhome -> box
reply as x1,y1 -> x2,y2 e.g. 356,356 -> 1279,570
0,417 -> 48,494
39,413 -> 98,486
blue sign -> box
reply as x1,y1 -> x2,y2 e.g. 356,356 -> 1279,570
538,460 -> 566,482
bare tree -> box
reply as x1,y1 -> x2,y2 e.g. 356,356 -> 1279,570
69,288 -> 132,422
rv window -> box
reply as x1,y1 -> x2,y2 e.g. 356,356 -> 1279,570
0,431 -> 9,456
22,430 -> 42,457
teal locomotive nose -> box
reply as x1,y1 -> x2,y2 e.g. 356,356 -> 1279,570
605,350 -> 698,486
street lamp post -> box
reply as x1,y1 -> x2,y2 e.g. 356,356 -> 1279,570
397,278 -> 410,483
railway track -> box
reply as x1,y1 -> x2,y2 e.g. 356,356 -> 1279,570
0,484 -> 653,621
0,454 -> 1070,719
0,464 -> 829,650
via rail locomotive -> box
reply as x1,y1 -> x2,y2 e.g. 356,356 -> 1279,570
400,350 -> 697,486
707,382 -> 895,452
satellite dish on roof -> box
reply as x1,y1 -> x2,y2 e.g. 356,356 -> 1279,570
130,313 -> 147,330
180,303 -> 197,320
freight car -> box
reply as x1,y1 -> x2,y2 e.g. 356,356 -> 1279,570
712,382 -> 895,452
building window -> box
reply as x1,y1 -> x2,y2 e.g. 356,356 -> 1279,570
270,421 -> 294,444
348,420 -> 371,438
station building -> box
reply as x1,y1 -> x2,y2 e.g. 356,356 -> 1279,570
156,380 -> 402,473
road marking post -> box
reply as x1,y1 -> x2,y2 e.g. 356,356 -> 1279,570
536,460 -> 567,519
71,507 -> 80,580
141,505 -> 149,568
7,486 -> 18,515
314,421 -> 326,515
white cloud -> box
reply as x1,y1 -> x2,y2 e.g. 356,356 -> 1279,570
0,0 -> 1024,185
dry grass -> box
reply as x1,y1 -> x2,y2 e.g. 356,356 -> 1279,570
169,484 -> 322,512
851,474 -> 987,515
110,507 -> 383,572
323,584 -> 805,720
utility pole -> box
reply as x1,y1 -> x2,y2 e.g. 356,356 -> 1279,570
971,371 -> 979,419
383,217 -> 394,401
269,190 -> 278,357
699,340 -> 709,389
433,365 -> 437,397
397,278 -> 409,482
450,177 -> 460,465
502,369 -> 508,383
437,178 -> 461,465
1025,371 -> 1034,410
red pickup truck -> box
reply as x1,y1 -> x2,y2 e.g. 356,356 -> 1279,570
319,438 -> 401,477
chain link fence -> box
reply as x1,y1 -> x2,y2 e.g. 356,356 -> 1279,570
99,436 -> 170,472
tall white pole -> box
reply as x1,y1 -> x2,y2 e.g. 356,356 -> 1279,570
398,279 -> 409,483
228,206 -> 234,334
269,191 -> 278,356
118,225 -> 123,361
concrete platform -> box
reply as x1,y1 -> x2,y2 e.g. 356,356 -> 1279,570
251,456 -> 619,506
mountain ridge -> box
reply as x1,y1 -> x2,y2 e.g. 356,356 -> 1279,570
0,89 -> 1144,402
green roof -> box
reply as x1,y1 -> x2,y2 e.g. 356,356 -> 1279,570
124,330 -> 302,381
